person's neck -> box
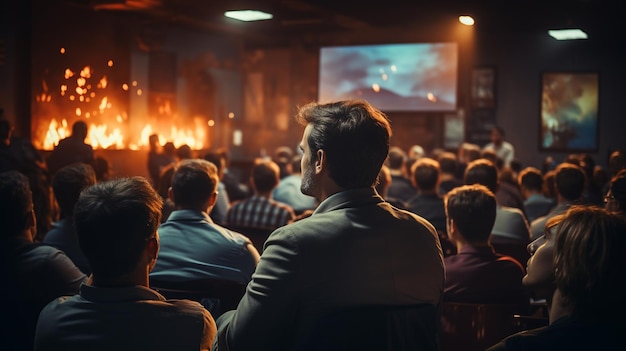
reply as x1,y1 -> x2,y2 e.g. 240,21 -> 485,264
255,190 -> 273,198
548,289 -> 572,324
418,189 -> 438,196
91,267 -> 149,288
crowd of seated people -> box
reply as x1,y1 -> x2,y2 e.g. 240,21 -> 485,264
3,101 -> 626,350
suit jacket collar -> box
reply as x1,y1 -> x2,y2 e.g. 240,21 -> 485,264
313,188 -> 383,215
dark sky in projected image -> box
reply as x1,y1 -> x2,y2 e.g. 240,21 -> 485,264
318,43 -> 457,112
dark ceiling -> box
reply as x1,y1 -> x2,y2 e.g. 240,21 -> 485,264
65,0 -> 620,45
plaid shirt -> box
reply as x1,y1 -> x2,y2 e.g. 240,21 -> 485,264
226,195 -> 296,230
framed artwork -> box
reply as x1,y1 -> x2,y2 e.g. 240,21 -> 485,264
540,72 -> 599,152
470,67 -> 496,109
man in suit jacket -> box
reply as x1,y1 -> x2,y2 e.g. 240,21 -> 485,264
214,100 -> 445,351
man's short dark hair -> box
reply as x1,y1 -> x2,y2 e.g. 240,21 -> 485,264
171,159 -> 219,209
52,163 -> 97,218
387,147 -> 406,170
554,162 -> 586,201
251,159 -> 280,193
445,184 -> 497,244
295,100 -> 392,189
437,152 -> 458,174
411,157 -> 440,191
0,170 -> 33,236
464,159 -> 499,194
518,167 -> 543,192
74,177 -> 162,279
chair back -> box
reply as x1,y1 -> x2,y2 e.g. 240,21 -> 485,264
150,278 -> 246,318
295,303 -> 440,351
440,302 -> 523,351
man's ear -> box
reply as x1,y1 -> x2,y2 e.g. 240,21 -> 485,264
315,149 -> 325,174
146,236 -> 159,260
167,187 -> 174,201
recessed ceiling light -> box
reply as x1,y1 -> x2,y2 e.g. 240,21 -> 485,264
548,29 -> 588,40
224,10 -> 273,22
458,15 -> 475,26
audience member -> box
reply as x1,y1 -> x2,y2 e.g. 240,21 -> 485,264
150,159 -> 259,291
456,142 -> 481,180
578,153 -> 603,206
46,120 -> 94,176
92,155 -> 111,182
483,126 -> 515,167
0,170 -> 86,351
518,166 -> 556,222
43,163 -> 97,275
464,159 -> 531,244
407,157 -> 447,235
437,151 -> 463,195
272,153 -> 317,215
147,134 -> 172,188
375,164 -> 407,209
273,146 -> 294,179
605,169 -> 626,215
0,118 -> 46,173
22,163 -> 58,242
215,100 -> 445,351
34,177 -> 216,350
530,162 -> 586,239
443,184 -> 529,311
225,158 -> 296,232
216,147 -> 251,203
386,146 -> 415,204
204,151 -> 232,226
0,119 -> 20,172
488,206 -> 626,351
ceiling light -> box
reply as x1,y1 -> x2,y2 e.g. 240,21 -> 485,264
458,16 -> 475,26
224,10 -> 273,22
548,29 -> 588,40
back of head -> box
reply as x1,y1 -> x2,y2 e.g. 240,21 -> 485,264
608,169 -> 626,213
251,158 -> 280,193
203,151 -> 225,179
171,159 -> 219,209
74,177 -> 162,280
274,146 -> 294,178
553,205 -> 626,321
296,100 -> 391,189
71,121 -> 88,140
411,157 -> 441,192
0,170 -> 33,237
445,184 -> 497,243
437,151 -> 458,175
554,162 -> 586,201
52,163 -> 97,218
464,158 -> 498,194
518,166 -> 543,192
387,146 -> 407,170
176,144 -> 193,160
608,150 -> 626,177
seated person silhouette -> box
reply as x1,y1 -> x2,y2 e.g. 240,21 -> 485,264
46,120 -> 94,176
0,170 -> 86,351
215,100 -> 444,351
150,159 -> 259,315
488,206 -> 626,351
443,184 -> 530,311
43,162 -> 97,275
34,177 -> 216,350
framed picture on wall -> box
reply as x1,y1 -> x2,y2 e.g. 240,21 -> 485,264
470,67 -> 496,109
540,72 -> 599,152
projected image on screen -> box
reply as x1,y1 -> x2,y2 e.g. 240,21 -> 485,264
319,42 -> 458,112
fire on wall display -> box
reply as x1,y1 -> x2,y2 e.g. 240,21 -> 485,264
318,42 -> 458,112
